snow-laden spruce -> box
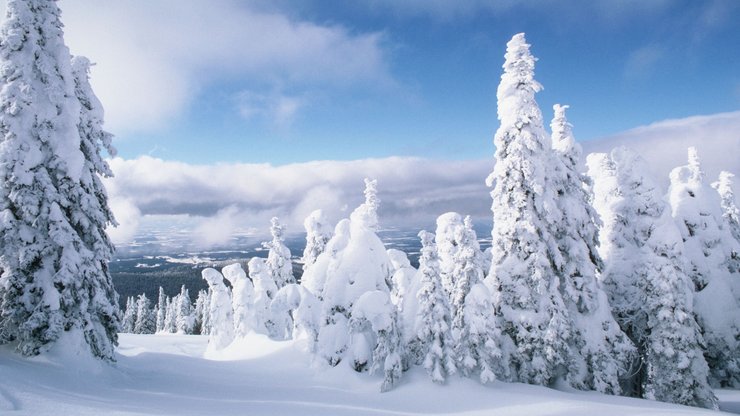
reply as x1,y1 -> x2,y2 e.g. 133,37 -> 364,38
271,283 -> 321,349
202,268 -> 235,351
134,294 -> 155,335
222,263 -> 256,338
305,179 -> 393,374
387,249 -> 416,309
484,33 -> 572,386
302,209 -> 333,272
248,257 -> 279,337
667,148 -> 740,387
263,217 -> 295,289
156,287 -> 167,333
588,147 -> 717,409
121,296 -> 136,333
713,171 -> 740,244
411,230 -> 456,383
549,104 -> 635,394
435,212 -> 467,295
193,289 -> 211,335
0,0 -> 119,360
175,285 -> 193,334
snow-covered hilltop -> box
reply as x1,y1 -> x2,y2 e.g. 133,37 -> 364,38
0,1 -> 738,414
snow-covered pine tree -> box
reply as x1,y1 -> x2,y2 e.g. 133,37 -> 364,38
435,212 -> 466,295
351,290 -> 404,392
202,268 -> 234,351
312,179 -> 392,367
0,0 -> 119,360
549,104 -> 634,394
271,283 -> 321,350
414,230 -> 456,383
223,263 -> 255,338
302,209 -> 332,272
193,289 -> 211,335
712,171 -> 740,301
133,294 -> 155,334
450,217 -> 505,384
667,148 -> 740,387
713,171 -> 740,244
156,287 -> 167,333
588,147 -> 717,409
175,285 -> 193,334
121,296 -> 137,333
263,217 -> 294,289
484,32 -> 572,386
163,297 -> 176,333
249,257 -> 280,337
387,249 -> 416,309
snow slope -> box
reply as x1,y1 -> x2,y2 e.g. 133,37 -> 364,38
0,333 -> 737,415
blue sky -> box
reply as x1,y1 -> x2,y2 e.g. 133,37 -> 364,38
48,0 -> 740,165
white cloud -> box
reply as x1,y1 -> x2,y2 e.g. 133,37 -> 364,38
0,1 -> 392,134
237,90 -> 306,129
104,111 -> 740,245
583,111 -> 740,190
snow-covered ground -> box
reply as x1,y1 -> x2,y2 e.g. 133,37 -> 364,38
1,333 -> 738,415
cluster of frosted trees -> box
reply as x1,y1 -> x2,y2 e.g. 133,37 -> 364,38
196,34 -> 739,410
120,286 -> 212,336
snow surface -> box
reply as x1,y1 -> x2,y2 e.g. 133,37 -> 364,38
0,333 -> 737,415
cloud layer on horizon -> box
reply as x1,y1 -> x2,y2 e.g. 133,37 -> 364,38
104,111 -> 740,246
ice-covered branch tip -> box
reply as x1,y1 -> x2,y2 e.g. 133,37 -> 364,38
350,178 -> 380,230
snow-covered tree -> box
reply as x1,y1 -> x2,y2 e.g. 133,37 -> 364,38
713,171 -> 740,244
449,218 -> 505,384
175,286 -> 193,334
163,297 -> 176,334
202,268 -> 234,351
351,290 -> 404,392
193,289 -> 211,335
0,0 -> 119,360
121,296 -> 137,333
134,294 -> 155,335
484,33 -> 571,386
549,104 -> 634,394
387,249 -> 416,308
588,147 -> 717,409
435,212 -> 467,295
302,209 -> 332,272
667,148 -> 740,387
222,263 -> 255,338
271,284 -> 321,350
156,287 -> 167,333
249,257 -> 280,337
310,179 -> 392,367
263,217 -> 294,289
413,230 -> 456,383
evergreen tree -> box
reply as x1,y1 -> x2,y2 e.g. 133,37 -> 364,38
450,217 -> 505,383
202,268 -> 234,351
667,148 -> 740,387
588,147 -> 717,409
164,297 -> 176,334
435,212 -> 466,295
133,294 -> 155,335
311,179 -> 392,367
387,249 -> 416,309
549,104 -> 634,394
121,296 -> 137,333
263,217 -> 294,289
175,285 -> 193,334
484,33 -> 572,386
0,0 -> 119,360
302,209 -> 332,272
193,289 -> 211,336
223,263 -> 255,338
156,287 -> 166,333
414,231 -> 456,383
713,171 -> 740,244
249,257 -> 279,337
